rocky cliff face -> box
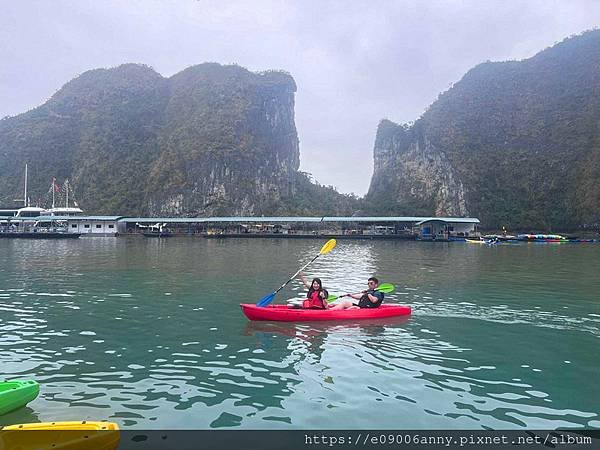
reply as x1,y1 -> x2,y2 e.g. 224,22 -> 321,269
145,64 -> 301,215
0,63 -> 354,215
368,120 -> 467,216
366,30 -> 600,230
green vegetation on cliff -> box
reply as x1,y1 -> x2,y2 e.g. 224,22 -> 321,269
366,30 -> 600,230
0,63 -> 357,216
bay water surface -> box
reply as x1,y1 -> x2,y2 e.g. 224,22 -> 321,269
1,238 -> 599,429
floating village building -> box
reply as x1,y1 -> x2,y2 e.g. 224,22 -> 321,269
1,165 -> 480,239
0,213 -> 480,240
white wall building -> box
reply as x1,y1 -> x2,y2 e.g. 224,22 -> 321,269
67,216 -> 121,236
33,215 -> 122,236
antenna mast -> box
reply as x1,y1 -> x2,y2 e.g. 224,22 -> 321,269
24,164 -> 28,207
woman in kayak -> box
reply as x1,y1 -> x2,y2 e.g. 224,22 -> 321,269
299,272 -> 329,309
329,277 -> 383,310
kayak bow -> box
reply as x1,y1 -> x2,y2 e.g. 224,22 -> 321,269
0,380 -> 39,416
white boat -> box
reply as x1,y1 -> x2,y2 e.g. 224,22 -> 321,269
15,206 -> 46,218
41,178 -> 84,216
139,222 -> 174,237
1,165 -> 82,238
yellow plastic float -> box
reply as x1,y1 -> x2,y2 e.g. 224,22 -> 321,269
0,421 -> 119,450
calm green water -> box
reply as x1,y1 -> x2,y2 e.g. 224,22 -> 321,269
1,238 -> 599,429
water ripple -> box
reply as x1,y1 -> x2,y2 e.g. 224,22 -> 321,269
1,239 -> 598,429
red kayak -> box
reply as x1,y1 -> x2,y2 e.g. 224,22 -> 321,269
240,304 -> 411,322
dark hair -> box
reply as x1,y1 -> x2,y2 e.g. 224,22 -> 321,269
321,289 -> 329,298
307,278 -> 323,298
368,277 -> 379,284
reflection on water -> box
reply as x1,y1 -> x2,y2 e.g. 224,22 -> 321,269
284,243 -> 378,301
1,238 -> 599,429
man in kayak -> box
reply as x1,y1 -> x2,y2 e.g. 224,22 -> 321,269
329,277 -> 383,310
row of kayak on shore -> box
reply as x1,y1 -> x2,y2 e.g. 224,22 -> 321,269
0,380 -> 120,449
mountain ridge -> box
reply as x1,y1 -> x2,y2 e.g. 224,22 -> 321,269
3,31 -> 600,229
0,63 -> 357,216
366,30 -> 600,230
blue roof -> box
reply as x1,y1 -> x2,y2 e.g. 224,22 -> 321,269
36,215 -> 123,221
322,216 -> 480,223
2,215 -> 480,224
413,217 -> 481,225
122,216 -> 324,223
119,216 -> 480,224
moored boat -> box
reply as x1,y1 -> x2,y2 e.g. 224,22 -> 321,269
0,380 -> 39,416
483,234 -> 518,241
240,303 -> 411,322
0,166 -> 83,238
465,238 -> 486,244
140,222 -> 173,237
466,238 -> 498,244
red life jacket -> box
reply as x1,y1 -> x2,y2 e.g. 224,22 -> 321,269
303,290 -> 326,309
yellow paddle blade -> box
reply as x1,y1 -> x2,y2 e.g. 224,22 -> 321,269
319,239 -> 337,255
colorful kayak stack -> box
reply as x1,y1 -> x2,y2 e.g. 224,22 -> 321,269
465,234 -> 599,244
0,380 -> 120,450
518,233 -> 569,242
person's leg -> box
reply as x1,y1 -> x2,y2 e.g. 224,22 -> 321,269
328,299 -> 354,310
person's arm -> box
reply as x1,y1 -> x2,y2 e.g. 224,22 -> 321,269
319,291 -> 329,309
366,291 -> 383,303
298,272 -> 311,289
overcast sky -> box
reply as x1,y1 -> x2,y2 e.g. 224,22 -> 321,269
1,1 -> 600,195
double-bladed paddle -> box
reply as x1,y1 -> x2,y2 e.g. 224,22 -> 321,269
326,282 -> 395,303
256,239 -> 337,307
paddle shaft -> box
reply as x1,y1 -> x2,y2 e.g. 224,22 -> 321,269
327,291 -> 369,304
328,284 -> 394,303
257,239 -> 336,307
271,253 -> 321,296
338,290 -> 369,299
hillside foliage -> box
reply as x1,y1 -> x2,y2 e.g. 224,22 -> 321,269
366,30 -> 600,230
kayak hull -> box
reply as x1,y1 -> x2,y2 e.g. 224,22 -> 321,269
0,380 -> 40,416
465,239 -> 485,244
1,421 -> 120,450
240,303 -> 411,322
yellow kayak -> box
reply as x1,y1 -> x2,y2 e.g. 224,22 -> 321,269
0,421 -> 119,450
